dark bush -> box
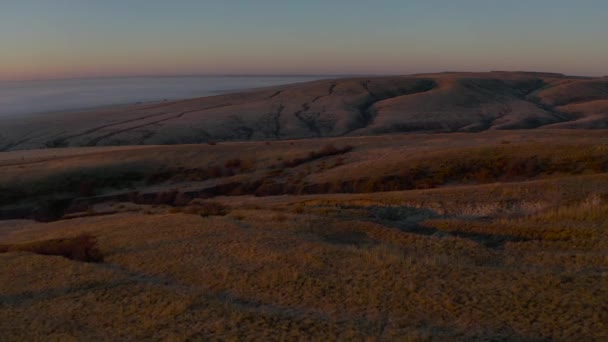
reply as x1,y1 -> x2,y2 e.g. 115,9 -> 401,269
154,191 -> 178,205
255,182 -> 287,197
283,144 -> 353,168
197,201 -> 230,217
173,192 -> 193,206
225,158 -> 242,169
146,171 -> 172,184
0,234 -> 104,263
32,198 -> 74,222
78,181 -> 96,197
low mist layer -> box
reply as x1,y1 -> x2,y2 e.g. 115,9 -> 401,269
0,75 -> 325,117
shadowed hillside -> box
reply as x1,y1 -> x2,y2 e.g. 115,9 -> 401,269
1,72 -> 607,151
1,129 -> 607,221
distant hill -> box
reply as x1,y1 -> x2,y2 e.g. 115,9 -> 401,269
1,71 -> 607,151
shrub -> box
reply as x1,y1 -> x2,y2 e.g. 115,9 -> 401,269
231,213 -> 245,220
282,144 -> 353,168
225,158 -> 242,169
224,158 -> 255,172
146,171 -> 172,184
154,190 -> 178,205
44,138 -> 68,148
197,201 -> 231,217
273,214 -> 288,222
77,181 -> 96,197
0,234 -> 104,263
254,182 -> 287,197
32,198 -> 74,222
173,192 -> 193,206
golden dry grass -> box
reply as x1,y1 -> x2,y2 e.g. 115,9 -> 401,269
1,130 -> 607,340
1,174 -> 607,340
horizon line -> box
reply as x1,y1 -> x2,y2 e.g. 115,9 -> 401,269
2,70 -> 605,83
0,73 -> 380,83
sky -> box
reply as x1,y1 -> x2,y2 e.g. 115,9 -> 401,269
1,0 -> 606,81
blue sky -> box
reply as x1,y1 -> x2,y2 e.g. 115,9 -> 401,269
1,0 -> 606,80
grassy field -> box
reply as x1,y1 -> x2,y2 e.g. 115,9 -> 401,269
1,130 -> 607,340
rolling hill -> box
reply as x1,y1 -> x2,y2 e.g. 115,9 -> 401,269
1,71 -> 607,151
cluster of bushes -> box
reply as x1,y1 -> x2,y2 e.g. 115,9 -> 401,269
224,158 -> 254,171
364,154 -> 552,191
169,200 -> 231,217
0,234 -> 103,263
282,144 -> 353,168
0,169 -> 145,207
3,143 -> 607,214
406,146 -> 607,185
249,145 -> 608,196
146,166 -> 223,184
196,201 -> 230,217
0,186 -> 27,207
44,138 -> 69,148
69,171 -> 144,196
147,159 -> 256,184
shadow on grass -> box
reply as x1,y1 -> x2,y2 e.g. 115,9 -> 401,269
323,230 -> 376,246
368,206 -> 529,248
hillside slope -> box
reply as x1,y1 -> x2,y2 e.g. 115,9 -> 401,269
1,72 -> 607,151
1,130 -> 607,340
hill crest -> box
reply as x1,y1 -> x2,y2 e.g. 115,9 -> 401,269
1,71 -> 607,151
